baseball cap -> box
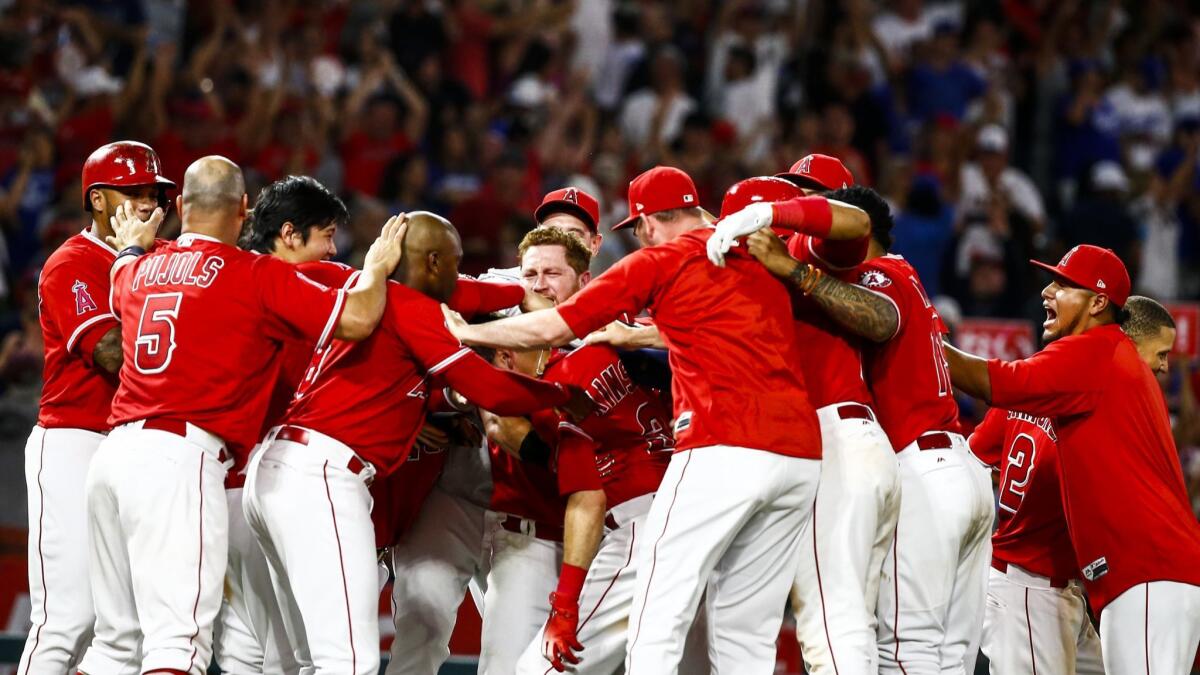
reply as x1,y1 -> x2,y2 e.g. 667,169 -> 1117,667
612,166 -> 703,231
1030,245 -> 1131,307
775,154 -> 854,192
534,187 -> 601,233
976,124 -> 1008,153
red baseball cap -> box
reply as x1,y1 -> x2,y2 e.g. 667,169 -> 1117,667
775,154 -> 855,192
1030,245 -> 1131,307
534,187 -> 601,233
613,166 -> 703,231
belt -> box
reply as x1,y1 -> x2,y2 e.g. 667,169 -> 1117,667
142,418 -> 229,463
837,403 -> 874,421
991,557 -> 1070,589
275,425 -> 369,476
499,514 -> 563,543
916,431 -> 953,451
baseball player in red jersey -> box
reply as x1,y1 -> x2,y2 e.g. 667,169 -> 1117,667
77,155 -> 405,675
243,212 -> 584,675
443,165 -> 870,674
211,175 -> 348,675
945,247 -> 1200,675
495,243 -> 674,674
387,192 -> 606,675
19,141 -> 174,674
711,170 -> 902,675
725,184 -> 994,675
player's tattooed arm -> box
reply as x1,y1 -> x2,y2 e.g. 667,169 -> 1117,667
942,343 -> 993,403
92,326 -> 123,374
746,228 -> 898,342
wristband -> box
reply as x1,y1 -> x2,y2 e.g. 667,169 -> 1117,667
519,430 -> 552,466
115,245 -> 147,265
555,563 -> 588,600
772,196 -> 833,238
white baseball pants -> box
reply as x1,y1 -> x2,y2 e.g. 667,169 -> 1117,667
981,564 -> 1103,675
515,494 -> 654,675
794,404 -> 901,675
213,485 -> 297,675
77,421 -> 230,675
386,486 -> 561,675
19,426 -> 102,674
877,434 -> 994,675
1098,581 -> 1200,675
624,445 -> 821,675
243,427 -> 379,675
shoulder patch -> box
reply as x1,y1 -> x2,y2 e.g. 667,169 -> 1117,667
73,280 -> 99,315
859,269 -> 892,289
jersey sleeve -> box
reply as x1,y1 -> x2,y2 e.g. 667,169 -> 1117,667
555,422 -> 604,496
256,256 -> 348,350
789,233 -> 869,272
42,256 -> 119,367
448,277 -> 525,318
987,335 -> 1101,417
393,289 -> 474,376
295,260 -> 358,289
968,407 -> 1006,468
557,249 -> 661,338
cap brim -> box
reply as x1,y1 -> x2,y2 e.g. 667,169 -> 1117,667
1029,259 -> 1103,298
774,172 -> 831,192
534,201 -> 597,233
612,213 -> 640,232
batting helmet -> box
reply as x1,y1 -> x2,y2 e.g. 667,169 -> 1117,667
719,176 -> 804,219
81,141 -> 175,211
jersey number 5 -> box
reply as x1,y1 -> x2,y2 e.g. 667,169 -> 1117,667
135,292 -> 182,374
998,433 -> 1036,514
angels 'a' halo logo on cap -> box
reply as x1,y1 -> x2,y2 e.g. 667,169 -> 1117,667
1029,244 -> 1131,308
534,187 -> 601,233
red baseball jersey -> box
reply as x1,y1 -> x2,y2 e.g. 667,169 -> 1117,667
988,323 -> 1200,610
849,254 -> 960,451
969,407 -> 1076,581
545,346 -> 672,506
786,234 -> 871,409
37,230 -> 120,431
489,408 -> 567,527
109,233 -> 346,449
557,228 -> 820,459
285,275 -> 562,477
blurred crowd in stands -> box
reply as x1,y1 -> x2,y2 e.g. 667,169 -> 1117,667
0,0 -> 1196,508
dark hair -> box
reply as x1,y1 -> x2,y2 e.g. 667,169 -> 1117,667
242,176 -> 348,253
824,185 -> 894,251
1120,295 -> 1175,339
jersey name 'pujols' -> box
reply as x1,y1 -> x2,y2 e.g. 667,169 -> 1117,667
131,250 -> 224,291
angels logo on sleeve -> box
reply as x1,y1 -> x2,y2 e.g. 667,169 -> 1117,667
859,269 -> 893,289
73,280 -> 99,315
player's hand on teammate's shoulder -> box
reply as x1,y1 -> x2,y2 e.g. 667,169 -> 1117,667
585,320 -> 640,348
707,202 -> 774,267
107,200 -> 162,250
415,421 -> 450,450
441,304 -> 470,341
558,385 -> 596,423
521,288 -> 556,312
362,212 -> 408,275
745,227 -> 798,278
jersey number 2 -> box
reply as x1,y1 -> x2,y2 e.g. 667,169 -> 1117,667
135,292 -> 182,374
998,433 -> 1036,514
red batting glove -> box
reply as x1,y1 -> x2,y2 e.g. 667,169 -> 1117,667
542,592 -> 584,672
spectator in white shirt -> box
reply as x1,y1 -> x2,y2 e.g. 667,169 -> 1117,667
619,46 -> 697,148
958,124 -> 1046,232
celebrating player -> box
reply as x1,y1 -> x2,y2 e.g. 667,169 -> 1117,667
213,175 -> 349,674
731,183 -> 993,675
243,212 -> 587,675
944,246 -> 1200,675
713,176 -> 902,675
442,165 -> 869,673
20,141 -> 174,673
76,155 -> 404,675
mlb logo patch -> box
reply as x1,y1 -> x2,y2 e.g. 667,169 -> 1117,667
1082,556 -> 1108,581
674,412 -> 693,434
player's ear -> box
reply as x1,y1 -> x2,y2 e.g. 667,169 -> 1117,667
1090,293 -> 1111,318
579,270 -> 592,286
175,194 -> 183,216
89,188 -> 104,214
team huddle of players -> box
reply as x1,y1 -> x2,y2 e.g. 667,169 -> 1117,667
17,139 -> 1200,675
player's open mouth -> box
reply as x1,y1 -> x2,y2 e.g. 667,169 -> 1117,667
1043,303 -> 1057,329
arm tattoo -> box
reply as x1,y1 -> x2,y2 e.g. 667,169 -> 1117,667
806,274 -> 899,343
92,326 -> 123,374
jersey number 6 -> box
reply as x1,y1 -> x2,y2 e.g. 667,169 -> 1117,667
135,292 -> 182,374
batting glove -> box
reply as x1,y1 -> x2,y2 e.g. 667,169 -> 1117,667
542,592 -> 584,672
706,202 -> 774,267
